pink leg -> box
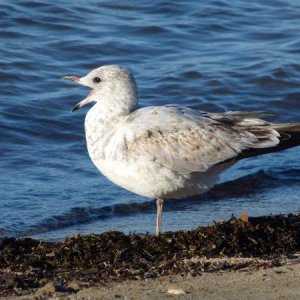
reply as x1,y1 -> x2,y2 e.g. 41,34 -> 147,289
156,198 -> 164,236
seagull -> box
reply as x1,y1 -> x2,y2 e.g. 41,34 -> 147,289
64,65 -> 300,236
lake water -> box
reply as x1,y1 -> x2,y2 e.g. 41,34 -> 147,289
0,0 -> 299,240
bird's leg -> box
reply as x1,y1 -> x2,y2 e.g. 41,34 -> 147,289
156,198 -> 164,236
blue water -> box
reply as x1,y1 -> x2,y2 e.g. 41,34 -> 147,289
0,0 -> 299,240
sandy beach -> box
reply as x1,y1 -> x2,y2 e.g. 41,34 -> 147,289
1,213 -> 299,299
4,257 -> 300,299
71,259 -> 300,300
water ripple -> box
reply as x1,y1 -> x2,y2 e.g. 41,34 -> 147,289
6,169 -> 298,238
0,0 -> 299,239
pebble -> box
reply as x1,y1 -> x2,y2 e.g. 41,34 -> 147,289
167,288 -> 186,295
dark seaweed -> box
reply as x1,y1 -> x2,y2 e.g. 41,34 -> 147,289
0,213 -> 299,296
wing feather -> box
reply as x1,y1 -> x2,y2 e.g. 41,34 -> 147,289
116,106 -> 281,174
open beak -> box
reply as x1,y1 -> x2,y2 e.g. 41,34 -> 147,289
63,76 -> 95,112
63,76 -> 81,83
71,97 -> 93,112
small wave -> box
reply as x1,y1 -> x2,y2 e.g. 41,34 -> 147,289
134,26 -> 169,35
17,202 -> 153,237
14,169 -> 299,237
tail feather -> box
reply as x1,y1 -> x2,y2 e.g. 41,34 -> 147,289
237,123 -> 300,160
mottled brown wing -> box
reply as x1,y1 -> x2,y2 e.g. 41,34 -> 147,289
123,106 -> 280,174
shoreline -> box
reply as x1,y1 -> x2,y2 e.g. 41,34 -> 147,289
1,212 -> 299,298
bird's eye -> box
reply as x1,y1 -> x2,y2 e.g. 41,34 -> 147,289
93,77 -> 101,83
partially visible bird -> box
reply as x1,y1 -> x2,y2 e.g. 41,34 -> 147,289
64,65 -> 300,235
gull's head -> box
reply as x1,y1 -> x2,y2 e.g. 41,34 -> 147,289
64,65 -> 138,113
